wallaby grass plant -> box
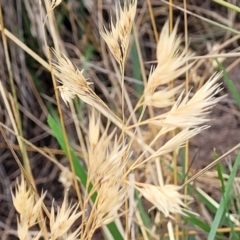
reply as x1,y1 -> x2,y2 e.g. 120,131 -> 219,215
1,0 -> 240,239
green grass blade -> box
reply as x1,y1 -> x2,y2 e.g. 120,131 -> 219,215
208,152 -> 240,240
135,191 -> 152,238
186,187 -> 225,237
212,0 -> 240,13
216,163 -> 225,193
47,114 -> 124,240
186,214 -> 211,233
83,43 -> 95,70
216,59 -> 240,109
47,114 -> 87,184
131,40 -> 143,97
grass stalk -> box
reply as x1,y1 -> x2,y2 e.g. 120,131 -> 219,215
0,6 -> 33,182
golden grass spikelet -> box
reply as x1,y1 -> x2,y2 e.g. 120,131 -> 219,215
12,175 -> 31,216
100,23 -> 122,64
144,83 -> 184,108
149,73 -> 224,128
145,19 -> 194,95
12,176 -> 46,228
64,227 -> 82,240
17,220 -> 42,240
87,112 -> 127,226
52,50 -> 105,108
32,231 -> 42,240
88,126 -> 127,184
87,112 -> 127,184
135,127 -> 208,167
94,181 -> 126,226
100,0 -> 137,65
90,140 -> 127,226
88,109 -> 100,147
136,184 -> 194,218
50,193 -> 82,240
17,219 -> 28,240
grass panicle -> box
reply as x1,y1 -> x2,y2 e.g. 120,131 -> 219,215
52,50 -> 96,106
145,19 -> 194,96
12,176 -> 82,240
50,193 -> 82,240
146,73 -> 225,128
12,176 -> 46,240
100,0 -> 137,66
86,110 -> 128,228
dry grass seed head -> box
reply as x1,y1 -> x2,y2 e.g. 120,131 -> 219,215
88,133 -> 127,184
100,0 -> 137,65
87,113 -> 127,226
136,184 -> 194,218
12,175 -> 46,228
12,175 -> 31,216
88,109 -> 101,147
94,181 -> 127,226
52,51 -> 91,96
150,73 -> 224,128
138,126 -> 208,167
17,220 -> 42,240
50,193 -> 82,240
52,50 -> 104,108
145,19 -> 194,95
17,219 -> 28,240
87,116 -> 127,184
101,21 -> 122,64
91,149 -> 127,227
144,83 -> 184,108
117,0 -> 137,54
